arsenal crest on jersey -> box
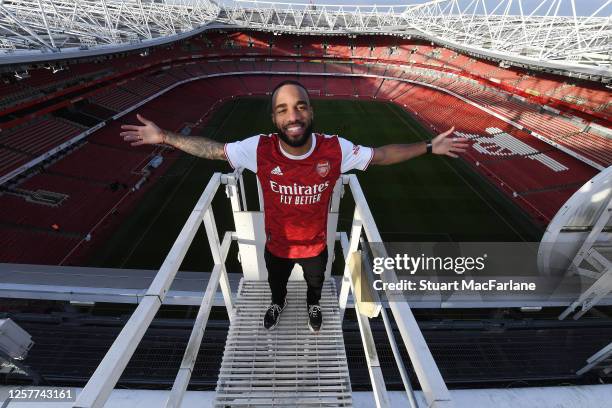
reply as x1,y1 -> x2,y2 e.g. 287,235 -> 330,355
316,160 -> 330,177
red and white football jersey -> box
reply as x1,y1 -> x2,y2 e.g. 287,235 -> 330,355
225,133 -> 373,259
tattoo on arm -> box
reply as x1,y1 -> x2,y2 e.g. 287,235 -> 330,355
163,131 -> 226,160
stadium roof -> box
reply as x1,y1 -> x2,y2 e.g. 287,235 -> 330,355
0,0 -> 610,79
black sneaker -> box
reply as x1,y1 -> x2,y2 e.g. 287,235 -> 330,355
307,304 -> 322,333
263,298 -> 287,330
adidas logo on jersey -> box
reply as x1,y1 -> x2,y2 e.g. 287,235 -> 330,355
271,166 -> 284,175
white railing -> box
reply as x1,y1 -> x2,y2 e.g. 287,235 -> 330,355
73,171 -> 452,408
337,174 -> 452,408
73,173 -> 235,408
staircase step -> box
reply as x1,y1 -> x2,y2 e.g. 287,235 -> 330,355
214,279 -> 353,407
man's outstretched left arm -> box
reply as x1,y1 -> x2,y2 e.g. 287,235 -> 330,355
370,126 -> 468,166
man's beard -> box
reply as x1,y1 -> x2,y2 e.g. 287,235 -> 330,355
277,120 -> 314,148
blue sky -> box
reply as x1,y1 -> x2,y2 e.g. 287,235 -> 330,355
218,0 -> 610,17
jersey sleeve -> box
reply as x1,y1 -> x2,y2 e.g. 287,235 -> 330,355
338,137 -> 374,173
224,135 -> 260,173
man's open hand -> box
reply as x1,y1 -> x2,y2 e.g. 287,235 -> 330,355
120,114 -> 164,146
431,126 -> 468,158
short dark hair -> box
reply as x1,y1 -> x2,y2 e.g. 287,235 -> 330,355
270,80 -> 310,110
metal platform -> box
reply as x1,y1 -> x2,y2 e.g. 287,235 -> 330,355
69,173 -> 450,408
214,279 -> 352,407
5,263 -> 609,309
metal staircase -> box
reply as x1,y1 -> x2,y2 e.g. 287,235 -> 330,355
72,171 -> 453,408
214,279 -> 352,407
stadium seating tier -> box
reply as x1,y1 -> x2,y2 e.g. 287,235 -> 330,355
0,31 -> 608,265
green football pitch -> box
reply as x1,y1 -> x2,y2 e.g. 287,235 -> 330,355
87,97 -> 543,272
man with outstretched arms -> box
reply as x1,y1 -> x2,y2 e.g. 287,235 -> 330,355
121,80 -> 467,332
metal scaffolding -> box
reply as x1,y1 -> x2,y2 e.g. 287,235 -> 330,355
0,1 -> 610,75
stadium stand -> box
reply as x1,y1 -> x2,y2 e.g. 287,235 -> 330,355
394,83 -> 598,219
0,30 -> 609,264
0,148 -> 32,177
90,85 -> 147,112
299,62 -> 325,74
0,117 -> 84,157
1,31 -> 609,119
0,80 -> 43,109
0,225 -> 80,264
326,77 -> 354,97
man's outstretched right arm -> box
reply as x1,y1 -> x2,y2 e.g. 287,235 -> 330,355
120,113 -> 226,160
161,130 -> 226,160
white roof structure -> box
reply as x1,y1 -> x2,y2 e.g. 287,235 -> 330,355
0,0 -> 610,78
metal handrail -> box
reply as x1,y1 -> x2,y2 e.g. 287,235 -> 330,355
73,171 -> 452,408
341,174 -> 453,408
360,237 -> 419,408
73,173 -> 233,408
